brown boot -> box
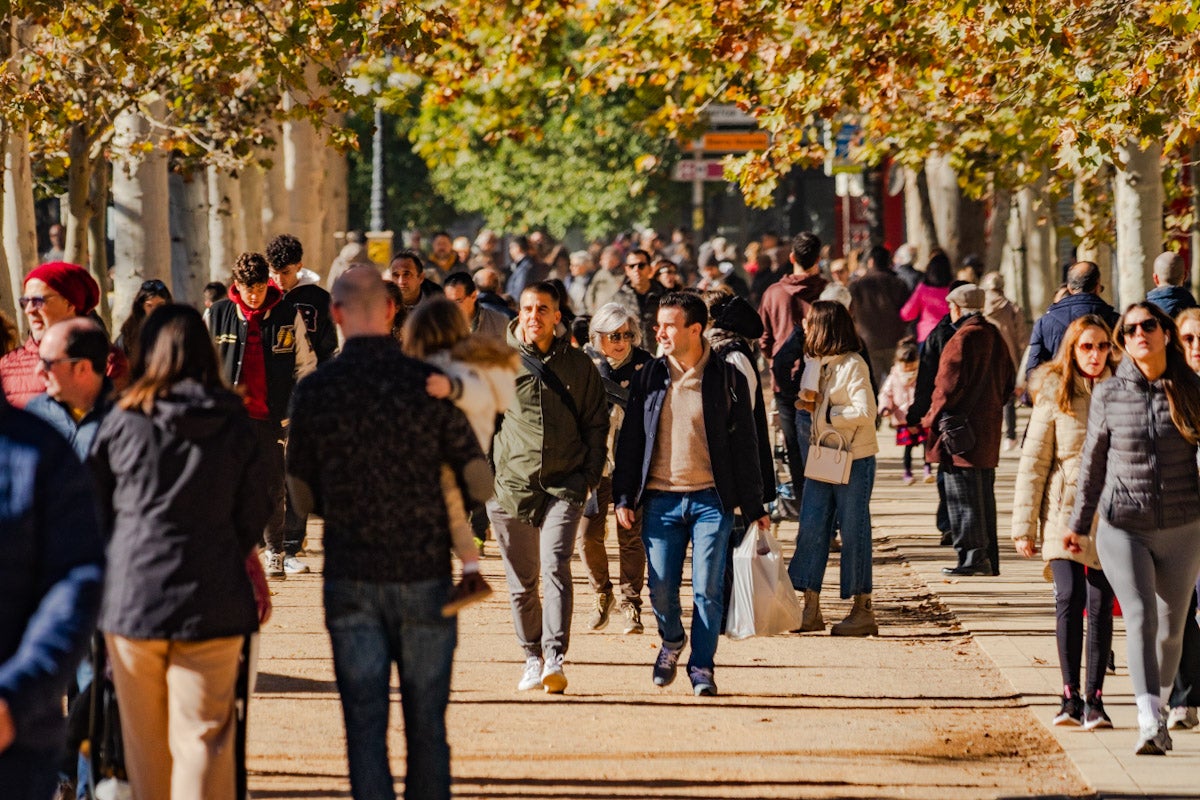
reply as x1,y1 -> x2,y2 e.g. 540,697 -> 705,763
797,589 -> 824,632
831,594 -> 878,637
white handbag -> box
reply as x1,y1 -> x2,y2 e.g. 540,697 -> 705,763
804,429 -> 852,485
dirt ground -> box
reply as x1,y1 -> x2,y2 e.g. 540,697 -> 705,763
246,462 -> 1092,799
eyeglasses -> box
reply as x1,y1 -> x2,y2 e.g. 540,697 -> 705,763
19,294 -> 59,310
604,331 -> 636,343
141,279 -> 168,292
1075,341 -> 1112,353
625,261 -> 650,269
1122,318 -> 1160,337
1183,334 -> 1200,345
37,356 -> 82,371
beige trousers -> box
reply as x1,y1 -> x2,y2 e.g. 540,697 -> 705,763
106,634 -> 244,800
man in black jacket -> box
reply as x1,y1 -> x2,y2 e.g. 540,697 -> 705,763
613,292 -> 766,698
287,266 -> 490,800
614,249 -> 666,346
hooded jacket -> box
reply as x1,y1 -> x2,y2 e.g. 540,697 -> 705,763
492,321 -> 609,525
1025,292 -> 1120,378
758,272 -> 828,360
90,382 -> 272,640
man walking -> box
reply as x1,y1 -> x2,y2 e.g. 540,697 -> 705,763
614,249 -> 666,346
26,318 -> 113,459
443,271 -> 510,342
490,282 -> 608,694
1146,250 -> 1197,318
1025,260 -> 1119,377
613,292 -> 767,697
287,267 -> 492,800
922,284 -> 1015,576
848,245 -> 910,390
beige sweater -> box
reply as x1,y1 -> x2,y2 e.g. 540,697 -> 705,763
647,344 -> 716,492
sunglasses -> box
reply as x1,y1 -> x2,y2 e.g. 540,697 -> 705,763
141,279 -> 168,292
1183,334 -> 1200,345
19,294 -> 59,310
604,331 -> 636,343
38,356 -> 82,371
1076,341 -> 1112,353
625,261 -> 650,269
1122,318 -> 1160,337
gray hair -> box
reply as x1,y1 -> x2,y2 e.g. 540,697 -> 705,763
569,250 -> 594,270
589,302 -> 642,348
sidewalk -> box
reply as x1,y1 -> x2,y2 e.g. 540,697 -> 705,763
872,435 -> 1200,800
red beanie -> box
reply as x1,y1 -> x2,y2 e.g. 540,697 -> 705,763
24,262 -> 101,315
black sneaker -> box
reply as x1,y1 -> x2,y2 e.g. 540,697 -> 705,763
1083,694 -> 1113,730
1053,687 -> 1084,726
652,636 -> 686,687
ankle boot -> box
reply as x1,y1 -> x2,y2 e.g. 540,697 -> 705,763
831,594 -> 878,637
798,590 -> 824,632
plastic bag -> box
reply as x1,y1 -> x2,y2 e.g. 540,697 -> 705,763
725,526 -> 804,639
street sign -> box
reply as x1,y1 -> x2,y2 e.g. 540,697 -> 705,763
672,160 -> 726,182
701,131 -> 770,152
704,104 -> 757,128
825,122 -> 863,175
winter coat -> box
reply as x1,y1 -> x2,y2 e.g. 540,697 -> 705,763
921,313 -> 1016,469
1,335 -> 127,409
809,351 -> 880,461
1146,285 -> 1198,319
25,380 -> 114,460
877,364 -> 916,427
585,345 -> 654,476
427,336 -> 518,450
613,280 -> 666,348
286,270 -> 339,364
472,303 -> 512,343
1011,369 -> 1107,569
90,381 -> 272,641
612,348 -> 765,522
895,262 -> 922,294
0,397 -> 104,754
849,268 -> 910,352
492,322 -> 609,525
708,329 -> 777,504
907,314 -> 959,428
1025,292 -> 1120,379
758,272 -> 828,359
983,289 -> 1028,370
584,267 -> 622,316
900,283 -> 950,343
1068,357 -> 1200,534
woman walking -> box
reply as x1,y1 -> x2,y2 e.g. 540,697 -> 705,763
115,279 -> 173,364
1012,315 -> 1117,730
899,248 -> 953,343
90,305 -> 271,799
1068,302 -> 1200,754
788,301 -> 879,636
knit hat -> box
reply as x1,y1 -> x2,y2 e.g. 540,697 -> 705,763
946,283 -> 984,311
711,294 -> 764,339
24,262 -> 101,315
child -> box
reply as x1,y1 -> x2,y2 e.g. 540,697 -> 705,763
877,337 -> 929,485
403,298 -> 518,615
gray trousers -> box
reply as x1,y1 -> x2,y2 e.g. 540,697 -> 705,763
1096,518 -> 1200,699
489,497 -> 583,661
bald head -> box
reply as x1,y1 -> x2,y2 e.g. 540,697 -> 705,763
331,266 -> 393,338
39,317 -> 108,410
1066,261 -> 1102,295
1153,251 -> 1187,287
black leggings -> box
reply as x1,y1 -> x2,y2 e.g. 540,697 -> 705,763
902,444 -> 914,474
1050,559 -> 1114,696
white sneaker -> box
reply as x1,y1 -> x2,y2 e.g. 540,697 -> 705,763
541,656 -> 567,694
283,555 -> 310,575
517,656 -> 543,691
1134,718 -> 1173,755
1168,706 -> 1198,730
264,550 -> 286,580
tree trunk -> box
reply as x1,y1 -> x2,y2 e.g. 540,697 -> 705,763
0,122 -> 14,328
282,96 -> 326,268
986,187 -> 1011,285
208,165 -> 245,283
3,122 -> 37,318
321,143 -> 349,281
861,162 -> 886,249
926,153 -> 960,263
1113,140 -> 1163,311
111,106 -> 170,329
958,195 -> 988,268
1017,178 -> 1056,316
1002,191 -> 1028,314
87,159 -> 111,326
903,166 -> 939,266
63,123 -> 94,269
1190,143 -> 1200,301
170,168 -> 209,306
239,162 -> 265,254
1073,173 -> 1114,306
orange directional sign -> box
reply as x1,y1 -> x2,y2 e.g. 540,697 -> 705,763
701,131 -> 770,152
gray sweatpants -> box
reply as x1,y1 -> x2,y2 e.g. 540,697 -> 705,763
489,498 -> 583,662
1096,518 -> 1200,699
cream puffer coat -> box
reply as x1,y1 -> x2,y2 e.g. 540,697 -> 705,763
1011,368 -> 1108,571
810,351 -> 879,461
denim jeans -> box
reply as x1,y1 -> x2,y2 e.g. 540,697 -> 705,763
325,578 -> 457,800
0,747 -> 58,800
641,489 -> 733,671
788,456 -> 876,598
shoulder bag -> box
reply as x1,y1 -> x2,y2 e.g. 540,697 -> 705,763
804,429 -> 853,485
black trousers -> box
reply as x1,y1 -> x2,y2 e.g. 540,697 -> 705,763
1170,589 -> 1200,707
251,419 -> 287,553
1049,560 -> 1114,696
941,465 -> 998,573
775,395 -> 804,499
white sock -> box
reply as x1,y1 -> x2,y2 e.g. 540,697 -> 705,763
1136,693 -> 1162,729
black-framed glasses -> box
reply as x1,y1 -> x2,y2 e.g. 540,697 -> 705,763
1122,318 -> 1160,337
604,331 -> 636,343
38,356 -> 82,371
19,294 -> 59,310
141,279 -> 168,293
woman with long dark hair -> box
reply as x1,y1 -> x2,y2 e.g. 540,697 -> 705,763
90,304 -> 271,798
1012,315 -> 1118,729
899,249 -> 953,342
116,279 -> 173,364
1068,301 -> 1200,755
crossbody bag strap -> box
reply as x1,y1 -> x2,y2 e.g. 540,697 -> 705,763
520,351 -> 583,428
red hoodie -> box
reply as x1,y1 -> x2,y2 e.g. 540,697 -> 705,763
229,284 -> 283,421
757,272 -> 828,360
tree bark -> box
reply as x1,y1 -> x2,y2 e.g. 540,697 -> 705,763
282,94 -> 326,270
926,153 -> 960,263
239,162 -> 265,254
111,106 -> 171,329
1073,173 -> 1114,306
986,187 -> 1011,285
3,122 -> 38,319
63,123 -> 94,268
1190,143 -> 1200,300
208,165 -> 246,283
1017,178 -> 1056,316
261,137 -> 287,245
87,159 -> 110,326
958,195 -> 988,268
1113,140 -> 1163,311
903,166 -> 940,266
170,167 -> 209,305
321,143 -> 349,281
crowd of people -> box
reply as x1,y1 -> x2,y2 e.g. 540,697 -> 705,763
1,222 -> 1200,800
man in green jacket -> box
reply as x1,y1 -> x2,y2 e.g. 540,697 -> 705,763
490,282 -> 609,695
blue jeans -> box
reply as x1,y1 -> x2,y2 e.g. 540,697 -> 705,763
641,489 -> 733,671
789,456 -> 876,599
325,578 -> 457,800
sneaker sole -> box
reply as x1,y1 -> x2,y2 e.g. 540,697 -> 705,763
1135,739 -> 1168,755
1053,716 -> 1083,727
542,673 -> 567,693
693,685 -> 717,697
623,624 -> 644,635
1083,718 -> 1113,731
517,678 -> 542,691
284,567 -> 310,575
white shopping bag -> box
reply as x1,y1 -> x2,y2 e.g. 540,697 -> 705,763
725,526 -> 804,639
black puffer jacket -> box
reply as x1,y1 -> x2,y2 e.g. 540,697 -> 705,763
90,381 -> 272,640
1069,357 -> 1200,533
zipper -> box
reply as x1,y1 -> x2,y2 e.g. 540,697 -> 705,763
1148,381 -> 1163,529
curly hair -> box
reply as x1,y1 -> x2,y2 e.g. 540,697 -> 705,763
265,234 -> 303,272
232,252 -> 270,286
